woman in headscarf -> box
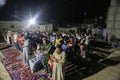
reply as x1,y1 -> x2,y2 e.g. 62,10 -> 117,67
52,44 -> 66,80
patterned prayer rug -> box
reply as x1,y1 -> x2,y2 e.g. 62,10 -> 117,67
34,74 -> 50,80
1,47 -> 21,58
10,71 -> 21,80
0,43 -> 11,50
4,61 -> 23,80
1,47 -> 50,80
20,66 -> 34,80
20,66 -> 50,80
6,61 -> 23,74
2,47 -> 19,54
1,58 -> 22,66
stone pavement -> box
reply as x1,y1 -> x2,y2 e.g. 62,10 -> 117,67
83,46 -> 120,80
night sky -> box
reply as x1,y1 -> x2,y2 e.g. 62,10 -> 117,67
0,0 -> 111,24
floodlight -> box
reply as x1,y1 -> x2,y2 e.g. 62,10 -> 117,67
28,18 -> 36,25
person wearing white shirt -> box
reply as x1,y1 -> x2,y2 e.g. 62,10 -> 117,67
22,36 -> 30,65
85,33 -> 90,53
13,32 -> 19,49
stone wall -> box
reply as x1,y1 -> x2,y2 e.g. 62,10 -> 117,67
107,0 -> 120,39
0,21 -> 53,32
58,27 -> 77,32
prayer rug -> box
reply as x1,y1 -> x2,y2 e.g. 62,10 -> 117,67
0,47 -> 50,80
1,53 -> 22,66
10,72 -> 21,80
34,74 -> 50,80
6,61 -> 23,74
1,47 -> 21,58
3,50 -> 21,58
1,47 -> 16,53
0,43 -> 11,50
20,66 -> 34,80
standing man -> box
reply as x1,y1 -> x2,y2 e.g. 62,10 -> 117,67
85,33 -> 90,54
7,30 -> 11,44
18,35 -> 23,51
3,29 -> 7,42
13,32 -> 19,49
22,36 -> 30,66
108,33 -> 111,43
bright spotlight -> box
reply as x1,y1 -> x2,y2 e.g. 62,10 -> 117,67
28,18 -> 36,25
26,12 -> 39,27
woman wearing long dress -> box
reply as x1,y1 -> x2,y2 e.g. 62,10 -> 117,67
52,44 -> 66,80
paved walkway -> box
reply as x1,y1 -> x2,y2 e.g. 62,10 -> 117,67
83,47 -> 120,80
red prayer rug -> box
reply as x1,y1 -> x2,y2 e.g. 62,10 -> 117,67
0,43 -> 10,50
20,66 -> 34,80
1,47 -> 50,80
6,61 -> 23,74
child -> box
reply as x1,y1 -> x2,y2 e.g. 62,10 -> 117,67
48,54 -> 54,77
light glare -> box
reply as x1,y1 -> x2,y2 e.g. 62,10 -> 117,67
29,18 -> 36,25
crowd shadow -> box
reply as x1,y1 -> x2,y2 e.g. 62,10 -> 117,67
66,40 -> 119,80
99,56 -> 120,66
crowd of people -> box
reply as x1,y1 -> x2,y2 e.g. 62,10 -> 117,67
2,29 -> 101,80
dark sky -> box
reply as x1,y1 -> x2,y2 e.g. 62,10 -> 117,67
0,0 -> 111,23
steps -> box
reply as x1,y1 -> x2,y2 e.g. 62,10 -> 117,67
65,59 -> 87,80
